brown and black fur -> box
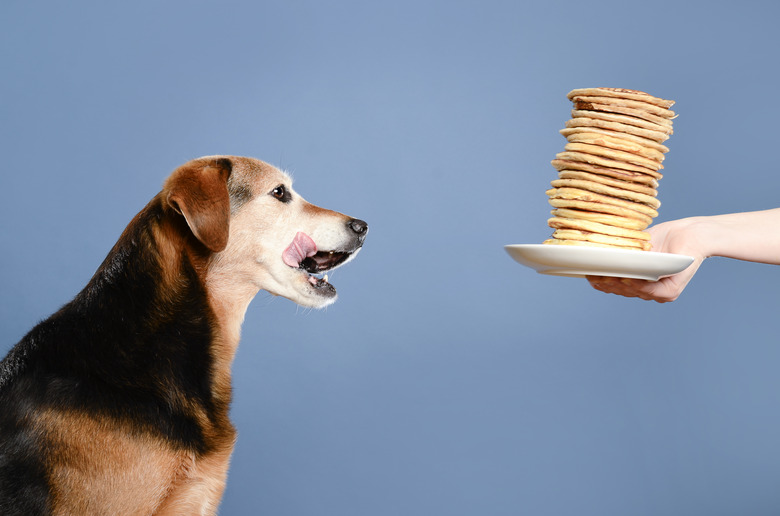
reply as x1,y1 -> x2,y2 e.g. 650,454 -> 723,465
0,156 -> 367,514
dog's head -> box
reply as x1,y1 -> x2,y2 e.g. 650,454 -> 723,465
163,156 -> 367,309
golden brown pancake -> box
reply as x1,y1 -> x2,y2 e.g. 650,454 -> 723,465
563,142 -> 663,171
548,229 -> 652,251
562,131 -> 667,162
551,158 -> 660,185
554,150 -> 663,178
569,95 -> 675,119
550,208 -> 649,230
542,238 -> 642,251
549,178 -> 661,208
556,170 -> 658,197
548,216 -> 651,240
546,187 -> 659,218
569,110 -> 672,138
572,101 -> 674,129
566,87 -> 675,109
559,126 -> 670,154
547,198 -> 654,226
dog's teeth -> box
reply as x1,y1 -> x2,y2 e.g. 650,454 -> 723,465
323,274 -> 329,283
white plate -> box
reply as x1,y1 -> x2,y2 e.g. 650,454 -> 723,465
504,244 -> 694,281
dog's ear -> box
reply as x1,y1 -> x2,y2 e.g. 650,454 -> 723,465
165,157 -> 232,253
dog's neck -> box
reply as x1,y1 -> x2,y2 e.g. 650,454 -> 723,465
52,198 -> 260,415
150,203 -> 259,407
78,198 -> 250,411
202,266 -> 258,386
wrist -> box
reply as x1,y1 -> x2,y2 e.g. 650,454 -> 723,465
685,211 -> 775,263
678,216 -> 718,260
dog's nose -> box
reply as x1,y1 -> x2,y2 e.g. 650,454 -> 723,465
348,218 -> 368,236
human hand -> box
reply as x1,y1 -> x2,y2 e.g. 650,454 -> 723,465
587,218 -> 705,302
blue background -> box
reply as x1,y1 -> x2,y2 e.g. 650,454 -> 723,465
3,1 -> 780,514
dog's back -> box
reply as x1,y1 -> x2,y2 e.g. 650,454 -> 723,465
0,350 -> 51,515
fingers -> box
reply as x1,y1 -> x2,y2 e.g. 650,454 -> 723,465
587,276 -> 677,303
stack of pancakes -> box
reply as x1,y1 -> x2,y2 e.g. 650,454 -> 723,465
543,87 -> 675,251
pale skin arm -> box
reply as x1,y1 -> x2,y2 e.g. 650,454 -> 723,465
587,208 -> 780,303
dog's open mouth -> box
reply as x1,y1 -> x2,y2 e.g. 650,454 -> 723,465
282,232 -> 354,296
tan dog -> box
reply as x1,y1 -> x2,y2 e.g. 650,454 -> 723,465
0,156 -> 367,515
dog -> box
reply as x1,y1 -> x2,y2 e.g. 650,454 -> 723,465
0,156 -> 367,515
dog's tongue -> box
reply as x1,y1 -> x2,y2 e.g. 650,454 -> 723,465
282,232 -> 317,267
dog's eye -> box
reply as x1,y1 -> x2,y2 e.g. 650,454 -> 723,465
271,185 -> 291,203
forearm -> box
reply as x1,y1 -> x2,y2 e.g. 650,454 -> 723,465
687,208 -> 780,265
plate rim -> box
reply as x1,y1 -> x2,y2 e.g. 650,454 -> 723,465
504,243 -> 694,281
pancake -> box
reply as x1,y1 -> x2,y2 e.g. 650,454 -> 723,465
559,126 -> 670,154
551,208 -> 649,230
572,101 -> 674,129
562,131 -> 667,162
549,178 -> 661,208
564,117 -> 670,144
546,187 -> 659,218
547,198 -> 654,225
548,216 -> 651,240
542,238 -> 644,251
563,142 -> 663,172
570,110 -> 672,138
554,150 -> 663,179
569,95 -> 676,119
566,88 -> 675,109
556,170 -> 658,196
551,158 -> 660,186
549,229 -> 652,251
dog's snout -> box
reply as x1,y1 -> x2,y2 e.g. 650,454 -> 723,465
348,218 -> 368,236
